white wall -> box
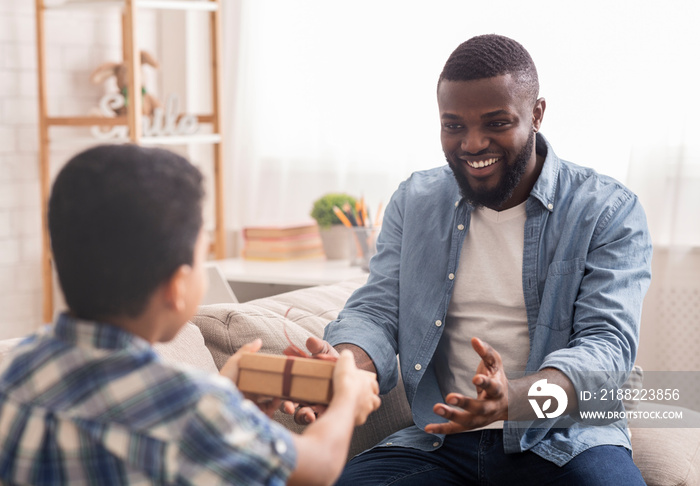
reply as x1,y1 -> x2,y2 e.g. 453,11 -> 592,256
0,0 -> 158,339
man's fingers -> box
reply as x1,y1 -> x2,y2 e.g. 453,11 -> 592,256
427,396 -> 501,434
440,395 -> 489,416
471,337 -> 491,361
281,401 -> 321,425
471,337 -> 501,368
280,400 -> 297,415
251,396 -> 282,418
424,420 -> 469,435
306,336 -> 339,358
473,375 -> 504,399
294,405 -> 318,425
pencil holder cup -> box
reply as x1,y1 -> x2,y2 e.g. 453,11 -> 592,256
349,227 -> 378,271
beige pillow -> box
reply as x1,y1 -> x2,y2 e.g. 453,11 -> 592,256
153,322 -> 219,374
192,278 -> 366,369
629,403 -> 700,486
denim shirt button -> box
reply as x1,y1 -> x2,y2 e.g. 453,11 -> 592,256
435,320 -> 442,327
432,441 -> 440,448
547,203 -> 554,210
414,363 -> 422,371
457,224 -> 464,231
448,273 -> 455,280
454,200 -> 459,207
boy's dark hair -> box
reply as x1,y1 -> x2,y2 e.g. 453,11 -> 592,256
48,144 -> 205,320
439,34 -> 539,103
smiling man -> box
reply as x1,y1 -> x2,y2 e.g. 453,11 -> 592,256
302,34 -> 652,484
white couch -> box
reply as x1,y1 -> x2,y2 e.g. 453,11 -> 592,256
2,277 -> 698,485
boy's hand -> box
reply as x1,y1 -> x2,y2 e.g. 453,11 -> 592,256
220,339 -> 282,418
283,336 -> 339,425
332,349 -> 381,425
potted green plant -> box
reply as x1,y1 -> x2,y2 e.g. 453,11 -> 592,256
310,193 -> 357,259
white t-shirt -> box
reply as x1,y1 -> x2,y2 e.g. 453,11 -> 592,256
434,200 -> 530,429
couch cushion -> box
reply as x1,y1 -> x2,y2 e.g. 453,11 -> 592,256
153,322 -> 219,374
630,403 -> 700,486
192,277 -> 367,369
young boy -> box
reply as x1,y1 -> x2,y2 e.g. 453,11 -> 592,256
0,145 -> 380,485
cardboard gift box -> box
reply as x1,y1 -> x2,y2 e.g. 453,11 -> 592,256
236,352 -> 335,404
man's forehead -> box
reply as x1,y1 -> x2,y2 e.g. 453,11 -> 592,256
438,75 -> 517,97
438,75 -> 528,114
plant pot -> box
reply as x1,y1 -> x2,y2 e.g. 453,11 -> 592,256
319,225 -> 352,260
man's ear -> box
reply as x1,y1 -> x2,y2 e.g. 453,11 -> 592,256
532,97 -> 546,132
162,265 -> 192,313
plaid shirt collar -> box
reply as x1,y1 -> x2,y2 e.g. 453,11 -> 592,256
54,312 -> 151,353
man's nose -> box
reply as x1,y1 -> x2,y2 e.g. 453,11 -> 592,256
461,130 -> 489,154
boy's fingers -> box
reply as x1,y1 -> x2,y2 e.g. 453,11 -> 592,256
337,348 -> 354,364
239,338 -> 262,354
220,339 -> 263,382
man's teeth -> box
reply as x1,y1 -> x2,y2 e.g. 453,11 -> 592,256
466,157 -> 498,169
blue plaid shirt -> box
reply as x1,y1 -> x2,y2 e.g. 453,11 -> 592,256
0,314 -> 296,485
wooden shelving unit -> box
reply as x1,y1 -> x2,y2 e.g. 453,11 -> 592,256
34,0 -> 226,322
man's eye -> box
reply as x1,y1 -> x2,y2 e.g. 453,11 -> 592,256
488,121 -> 508,128
443,124 -> 463,130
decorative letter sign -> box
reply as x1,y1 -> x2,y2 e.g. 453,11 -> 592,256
91,93 -> 199,140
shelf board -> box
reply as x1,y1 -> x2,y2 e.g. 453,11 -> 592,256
48,116 -> 127,126
140,133 -> 221,145
44,0 -> 219,12
48,133 -> 221,147
47,114 -> 215,127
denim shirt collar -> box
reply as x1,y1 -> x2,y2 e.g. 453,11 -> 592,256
529,133 -> 560,213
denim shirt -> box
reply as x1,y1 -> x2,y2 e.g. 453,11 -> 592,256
324,134 -> 652,466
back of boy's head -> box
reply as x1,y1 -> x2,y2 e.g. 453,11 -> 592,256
49,144 -> 205,321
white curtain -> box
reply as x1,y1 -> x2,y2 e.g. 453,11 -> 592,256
223,0 -> 700,236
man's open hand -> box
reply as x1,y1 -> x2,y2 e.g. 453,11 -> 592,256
425,337 -> 509,434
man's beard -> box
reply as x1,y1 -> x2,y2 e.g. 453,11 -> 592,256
448,133 -> 534,210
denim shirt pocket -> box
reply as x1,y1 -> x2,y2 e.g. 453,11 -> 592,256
538,258 -> 586,331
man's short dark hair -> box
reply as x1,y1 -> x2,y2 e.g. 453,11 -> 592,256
48,144 -> 205,320
439,34 -> 539,103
